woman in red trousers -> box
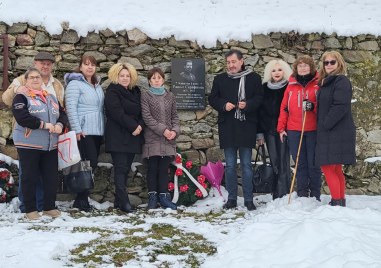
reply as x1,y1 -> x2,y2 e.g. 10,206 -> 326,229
315,51 -> 356,207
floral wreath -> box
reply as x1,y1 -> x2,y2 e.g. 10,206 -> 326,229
0,161 -> 15,203
168,152 -> 210,206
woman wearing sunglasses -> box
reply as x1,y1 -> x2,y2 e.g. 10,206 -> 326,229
315,51 -> 356,207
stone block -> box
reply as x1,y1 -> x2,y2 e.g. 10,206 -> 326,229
35,31 -> 50,46
358,41 -> 379,51
192,138 -> 214,149
253,34 -> 274,49
118,57 -> 143,70
127,28 -> 148,45
15,56 -> 34,70
61,30 -> 80,44
178,111 -> 196,121
16,34 -> 34,46
324,37 -> 341,49
342,50 -> 372,63
125,44 -> 155,57
8,23 -> 27,34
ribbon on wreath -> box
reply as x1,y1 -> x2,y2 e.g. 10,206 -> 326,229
171,153 -> 208,203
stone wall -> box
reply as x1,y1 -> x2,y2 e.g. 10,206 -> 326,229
1,22 -> 381,201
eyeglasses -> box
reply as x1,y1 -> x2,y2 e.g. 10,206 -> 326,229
297,64 -> 310,69
27,75 -> 42,80
323,60 -> 337,66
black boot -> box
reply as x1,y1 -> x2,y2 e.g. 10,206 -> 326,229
159,193 -> 177,210
146,191 -> 158,210
329,199 -> 342,206
244,201 -> 256,211
341,198 -> 346,207
73,192 -> 91,212
223,199 -> 237,209
119,194 -> 136,213
297,190 -> 309,198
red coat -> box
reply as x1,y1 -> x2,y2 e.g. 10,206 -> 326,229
277,73 -> 319,132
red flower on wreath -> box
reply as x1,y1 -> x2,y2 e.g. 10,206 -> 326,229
175,168 -> 183,176
180,184 -> 189,193
197,174 -> 206,184
201,182 -> 208,189
168,182 -> 175,192
185,160 -> 193,169
0,171 -> 9,180
195,189 -> 203,197
175,155 -> 182,164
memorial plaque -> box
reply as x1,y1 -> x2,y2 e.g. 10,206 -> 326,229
171,58 -> 205,110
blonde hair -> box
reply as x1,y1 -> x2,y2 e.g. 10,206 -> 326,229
108,63 -> 138,89
263,59 -> 292,84
318,51 -> 347,84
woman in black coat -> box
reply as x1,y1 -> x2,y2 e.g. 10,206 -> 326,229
105,63 -> 144,213
258,59 -> 292,199
316,51 -> 356,207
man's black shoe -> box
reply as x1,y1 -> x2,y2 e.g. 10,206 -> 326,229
223,199 -> 237,209
244,201 -> 256,211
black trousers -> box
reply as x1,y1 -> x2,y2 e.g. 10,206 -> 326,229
17,148 -> 58,213
76,135 -> 102,201
265,131 -> 291,198
111,152 -> 135,207
146,156 -> 172,193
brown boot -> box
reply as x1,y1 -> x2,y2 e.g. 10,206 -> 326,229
25,211 -> 41,221
43,209 -> 61,218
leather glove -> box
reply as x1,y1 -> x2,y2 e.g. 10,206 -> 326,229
302,100 -> 314,111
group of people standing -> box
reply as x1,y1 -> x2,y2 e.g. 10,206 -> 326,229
209,49 -> 356,210
3,52 -> 179,220
2,48 -> 355,220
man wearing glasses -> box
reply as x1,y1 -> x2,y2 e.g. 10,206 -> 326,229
2,51 -> 64,213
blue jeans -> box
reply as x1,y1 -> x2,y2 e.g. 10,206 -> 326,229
287,130 -> 322,199
224,147 -> 253,202
18,164 -> 44,213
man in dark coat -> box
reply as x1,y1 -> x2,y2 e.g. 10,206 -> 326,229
209,49 -> 263,210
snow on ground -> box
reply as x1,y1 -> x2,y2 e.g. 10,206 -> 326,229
1,189 -> 381,267
1,0 -> 381,47
365,157 -> 381,163
1,0 -> 381,267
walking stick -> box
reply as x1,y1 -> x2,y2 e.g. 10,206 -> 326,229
288,110 -> 307,204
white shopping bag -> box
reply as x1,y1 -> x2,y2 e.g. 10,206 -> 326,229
57,131 -> 81,170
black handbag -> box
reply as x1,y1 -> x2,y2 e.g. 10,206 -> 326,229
62,160 -> 94,193
62,141 -> 94,193
253,144 -> 275,193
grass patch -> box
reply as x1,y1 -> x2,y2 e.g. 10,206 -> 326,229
67,221 -> 216,267
180,210 -> 246,222
28,225 -> 59,231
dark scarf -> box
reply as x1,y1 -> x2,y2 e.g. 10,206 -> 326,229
296,73 -> 314,87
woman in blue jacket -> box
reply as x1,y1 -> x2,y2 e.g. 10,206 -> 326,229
65,55 -> 104,211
